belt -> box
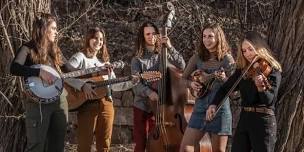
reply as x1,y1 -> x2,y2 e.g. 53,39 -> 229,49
242,107 -> 274,115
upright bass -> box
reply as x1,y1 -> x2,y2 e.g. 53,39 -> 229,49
146,2 -> 189,152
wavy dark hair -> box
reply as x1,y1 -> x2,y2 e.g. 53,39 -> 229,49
82,27 -> 110,62
134,21 -> 161,57
197,23 -> 230,61
30,13 -> 62,66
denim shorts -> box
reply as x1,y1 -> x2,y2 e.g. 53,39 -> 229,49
188,90 -> 232,135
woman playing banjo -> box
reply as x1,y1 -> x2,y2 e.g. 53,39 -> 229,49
10,13 -> 68,152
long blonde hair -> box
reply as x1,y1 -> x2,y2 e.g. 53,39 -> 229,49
236,31 -> 282,72
197,23 -> 230,61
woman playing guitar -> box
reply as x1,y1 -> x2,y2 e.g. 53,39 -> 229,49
180,23 -> 235,152
65,27 -> 136,152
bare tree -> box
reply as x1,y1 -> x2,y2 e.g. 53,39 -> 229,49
268,0 -> 304,152
0,0 -> 51,151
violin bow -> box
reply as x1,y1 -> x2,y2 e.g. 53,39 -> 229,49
212,56 -> 260,118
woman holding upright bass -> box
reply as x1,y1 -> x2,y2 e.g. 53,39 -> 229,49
131,21 -> 185,152
207,31 -> 282,152
180,23 -> 235,152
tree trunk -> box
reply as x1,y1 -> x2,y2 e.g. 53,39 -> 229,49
268,0 -> 304,152
0,0 -> 50,151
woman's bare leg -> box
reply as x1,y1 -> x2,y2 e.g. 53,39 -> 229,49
180,127 -> 205,152
210,133 -> 228,152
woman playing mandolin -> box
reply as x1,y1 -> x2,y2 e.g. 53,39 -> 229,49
206,31 -> 282,152
180,23 -> 235,152
65,27 -> 136,152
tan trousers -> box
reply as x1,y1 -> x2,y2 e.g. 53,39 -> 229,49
77,97 -> 114,152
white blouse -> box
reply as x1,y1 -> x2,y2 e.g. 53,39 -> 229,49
65,52 -> 134,92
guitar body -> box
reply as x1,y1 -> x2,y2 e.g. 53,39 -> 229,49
65,76 -> 107,110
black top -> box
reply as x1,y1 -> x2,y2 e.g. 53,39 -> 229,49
10,41 -> 68,78
10,42 -> 41,77
210,68 -> 281,110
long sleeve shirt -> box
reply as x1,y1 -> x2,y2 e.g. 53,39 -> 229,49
10,41 -> 70,77
10,41 -> 74,99
65,52 -> 134,92
210,68 -> 282,110
182,53 -> 235,89
10,44 -> 42,78
131,47 -> 186,112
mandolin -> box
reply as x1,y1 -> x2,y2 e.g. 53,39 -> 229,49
189,68 -> 224,98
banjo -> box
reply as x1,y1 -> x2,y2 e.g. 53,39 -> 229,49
24,61 -> 124,104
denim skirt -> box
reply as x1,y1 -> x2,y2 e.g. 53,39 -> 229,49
188,90 -> 232,135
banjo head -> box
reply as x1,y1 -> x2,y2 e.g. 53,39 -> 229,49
25,64 -> 63,104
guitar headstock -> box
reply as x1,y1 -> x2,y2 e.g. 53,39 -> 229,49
140,71 -> 162,82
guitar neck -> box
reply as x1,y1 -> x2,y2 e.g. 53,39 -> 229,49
62,66 -> 107,78
94,76 -> 133,88
62,61 -> 124,78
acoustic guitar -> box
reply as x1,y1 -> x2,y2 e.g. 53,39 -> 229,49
66,71 -> 161,110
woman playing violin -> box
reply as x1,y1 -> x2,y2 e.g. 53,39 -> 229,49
180,23 -> 235,152
206,31 -> 282,152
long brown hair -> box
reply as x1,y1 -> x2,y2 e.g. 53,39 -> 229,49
197,23 -> 230,61
82,27 -> 109,62
135,21 -> 161,57
30,13 -> 62,66
236,31 -> 282,72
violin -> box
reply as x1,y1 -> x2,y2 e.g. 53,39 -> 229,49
211,56 -> 273,119
246,58 -> 272,90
